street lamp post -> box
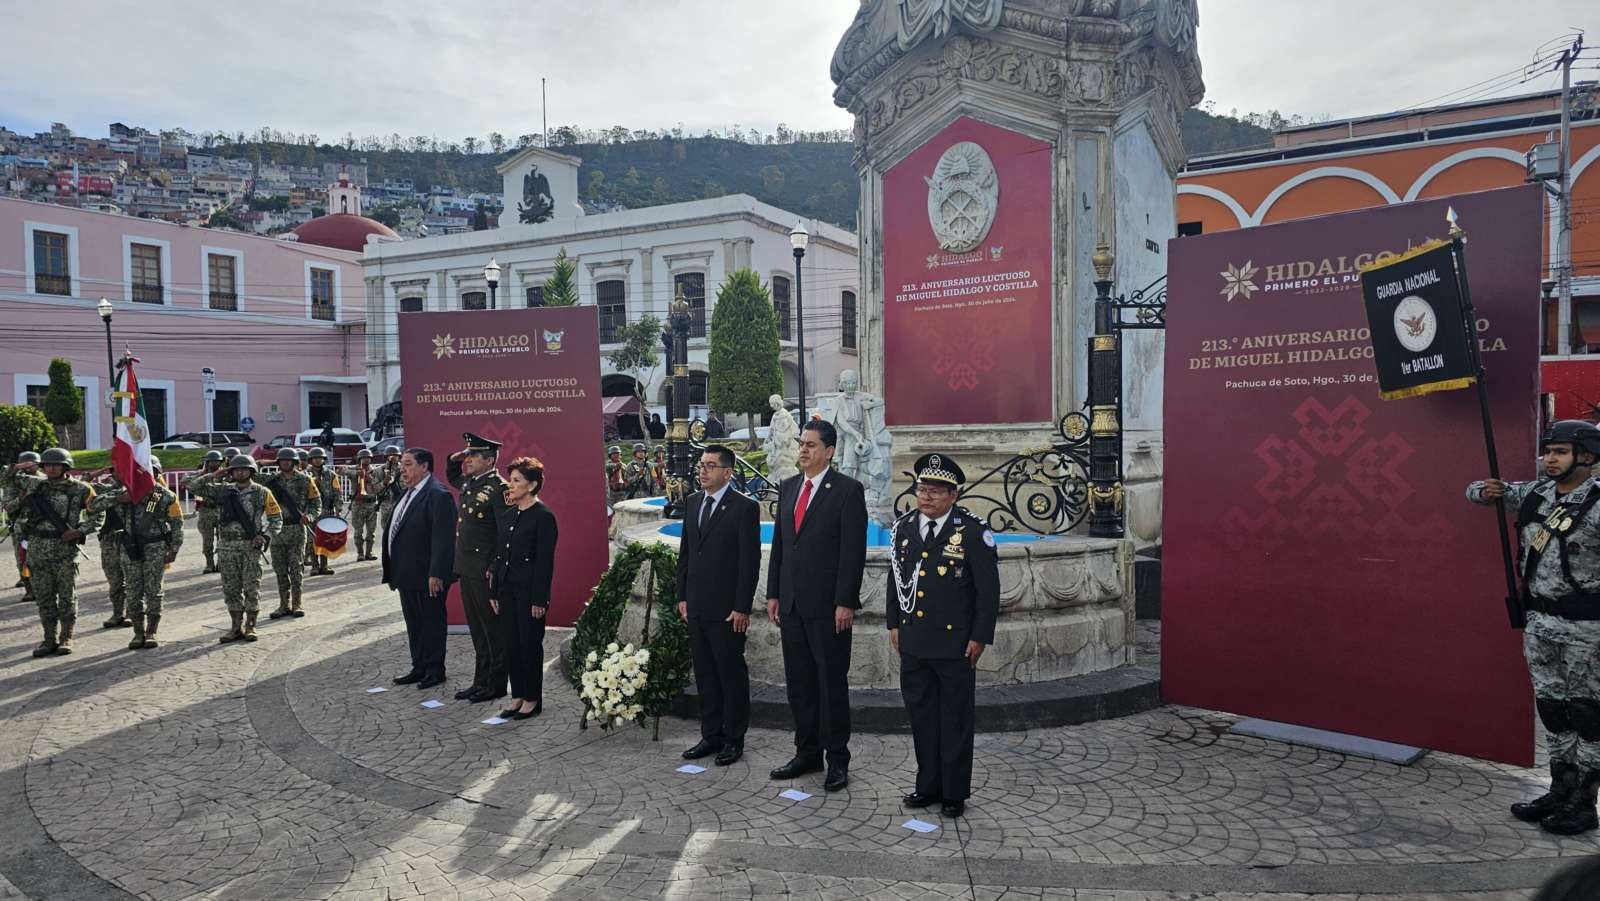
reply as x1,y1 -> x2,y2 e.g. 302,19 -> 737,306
790,222 -> 809,422
664,288 -> 693,520
484,258 -> 501,309
97,297 -> 115,409
1087,245 -> 1124,539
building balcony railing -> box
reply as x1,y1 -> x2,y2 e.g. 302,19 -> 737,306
209,291 -> 238,311
132,282 -> 163,304
35,273 -> 71,296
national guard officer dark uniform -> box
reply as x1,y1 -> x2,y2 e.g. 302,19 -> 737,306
447,432 -> 508,702
886,453 -> 999,819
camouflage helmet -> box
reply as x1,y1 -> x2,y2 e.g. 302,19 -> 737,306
355,448 -> 373,461
149,454 -> 162,473
276,447 -> 301,462
382,443 -> 402,458
203,449 -> 224,463
306,447 -> 328,460
17,450 -> 40,464
632,443 -> 647,454
40,447 -> 73,467
223,447 -> 240,460
608,445 -> 621,456
228,455 -> 259,472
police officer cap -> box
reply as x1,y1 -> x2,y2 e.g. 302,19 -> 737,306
203,449 -> 224,463
276,447 -> 301,462
355,448 -> 373,460
17,450 -> 40,464
149,454 -> 162,473
306,447 -> 328,460
913,452 -> 965,488
229,455 -> 259,472
223,447 -> 239,460
41,447 -> 73,467
1541,419 -> 1600,457
462,432 -> 501,455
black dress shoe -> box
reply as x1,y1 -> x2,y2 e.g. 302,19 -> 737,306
469,688 -> 505,703
499,705 -> 522,719
714,744 -> 743,766
418,673 -> 446,690
769,757 -> 824,780
824,765 -> 849,792
940,800 -> 965,818
511,702 -> 542,720
682,738 -> 722,760
454,687 -> 479,701
392,672 -> 423,685
902,791 -> 941,808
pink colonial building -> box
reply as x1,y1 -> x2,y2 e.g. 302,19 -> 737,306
0,196 -> 367,450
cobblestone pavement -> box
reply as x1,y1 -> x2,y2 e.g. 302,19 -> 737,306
0,523 -> 1595,900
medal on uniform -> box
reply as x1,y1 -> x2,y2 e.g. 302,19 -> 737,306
1532,527 -> 1552,553
937,565 -> 947,577
949,532 -> 963,546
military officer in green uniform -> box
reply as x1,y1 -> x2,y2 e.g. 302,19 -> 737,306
346,448 -> 380,560
1470,419 -> 1600,835
886,454 -> 999,820
5,450 -> 40,604
186,455 -> 281,642
93,455 -> 184,650
447,432 -> 508,702
3,448 -> 101,656
193,449 -> 224,572
266,447 -> 318,618
305,447 -> 342,575
377,444 -> 404,533
93,469 -> 132,629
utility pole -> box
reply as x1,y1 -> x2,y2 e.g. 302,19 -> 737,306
1556,33 -> 1582,354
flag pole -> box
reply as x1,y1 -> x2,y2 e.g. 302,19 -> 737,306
1448,207 -> 1523,629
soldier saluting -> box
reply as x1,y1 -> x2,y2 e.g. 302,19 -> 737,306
886,453 -> 999,820
1469,419 -> 1600,835
91,455 -> 184,650
187,455 -> 281,643
194,449 -> 224,573
3,448 -> 101,656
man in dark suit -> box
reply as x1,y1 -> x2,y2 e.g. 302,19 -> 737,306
766,420 -> 868,791
381,447 -> 458,690
446,432 -> 507,704
887,454 -> 999,819
675,444 -> 761,766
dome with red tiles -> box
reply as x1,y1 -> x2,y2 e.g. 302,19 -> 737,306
291,213 -> 398,252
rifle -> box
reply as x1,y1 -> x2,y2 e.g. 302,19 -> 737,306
220,488 -> 268,554
268,476 -> 305,524
25,485 -> 89,560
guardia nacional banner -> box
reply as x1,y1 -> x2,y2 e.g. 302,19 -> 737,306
1359,240 -> 1476,400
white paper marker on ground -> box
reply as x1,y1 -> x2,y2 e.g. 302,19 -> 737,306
365,688 -> 387,694
779,789 -> 812,801
902,819 -> 939,833
481,716 -> 507,725
420,699 -> 445,709
676,764 -> 707,774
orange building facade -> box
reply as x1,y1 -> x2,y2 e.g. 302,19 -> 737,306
1177,90 -> 1600,420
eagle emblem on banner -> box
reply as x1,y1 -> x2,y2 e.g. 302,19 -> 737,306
925,141 -> 999,253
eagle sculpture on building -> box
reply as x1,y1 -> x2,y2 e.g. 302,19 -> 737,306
519,166 -> 554,224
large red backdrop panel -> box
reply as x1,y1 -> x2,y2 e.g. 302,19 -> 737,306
881,116 -> 1054,426
397,307 -> 608,627
1163,186 -> 1542,765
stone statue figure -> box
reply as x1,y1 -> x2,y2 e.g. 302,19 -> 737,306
519,166 -> 554,224
821,370 -> 894,518
763,394 -> 800,484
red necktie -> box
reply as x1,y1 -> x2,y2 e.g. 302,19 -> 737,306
794,479 -> 813,532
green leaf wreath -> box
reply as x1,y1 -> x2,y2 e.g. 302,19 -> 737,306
568,542 -> 692,730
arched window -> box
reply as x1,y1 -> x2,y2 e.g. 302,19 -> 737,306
772,275 -> 791,341
598,279 -> 626,342
676,272 -> 706,338
841,290 -> 857,350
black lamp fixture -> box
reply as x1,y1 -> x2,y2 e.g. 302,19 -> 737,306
789,221 -> 810,422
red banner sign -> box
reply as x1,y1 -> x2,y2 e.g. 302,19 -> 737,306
397,306 -> 609,627
1163,186 -> 1541,765
881,117 -> 1053,426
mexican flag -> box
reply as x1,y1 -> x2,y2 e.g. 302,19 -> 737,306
112,356 -> 158,503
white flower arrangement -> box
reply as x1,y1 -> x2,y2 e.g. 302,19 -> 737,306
579,642 -> 651,729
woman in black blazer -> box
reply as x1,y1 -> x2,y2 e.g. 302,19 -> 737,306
488,457 -> 558,720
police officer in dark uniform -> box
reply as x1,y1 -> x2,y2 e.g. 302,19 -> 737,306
447,432 -> 508,703
886,453 -> 999,819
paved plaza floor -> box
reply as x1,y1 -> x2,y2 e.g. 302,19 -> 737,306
0,523 -> 1595,900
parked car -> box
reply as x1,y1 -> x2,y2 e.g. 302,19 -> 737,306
292,427 -> 367,462
161,431 -> 253,449
725,426 -> 772,443
251,434 -> 298,463
152,440 -> 204,451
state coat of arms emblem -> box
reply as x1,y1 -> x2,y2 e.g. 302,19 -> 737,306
924,141 -> 999,253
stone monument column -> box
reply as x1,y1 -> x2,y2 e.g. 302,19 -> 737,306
832,0 -> 1203,544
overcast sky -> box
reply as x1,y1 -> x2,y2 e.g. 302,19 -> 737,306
1,1 -> 1594,141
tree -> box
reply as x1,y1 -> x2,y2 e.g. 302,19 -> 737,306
42,358 -> 82,447
206,210 -> 246,231
759,164 -> 785,196
542,248 -> 580,306
707,268 -> 783,442
463,137 -> 480,155
607,314 -> 663,439
0,403 -> 54,465
488,132 -> 506,154
369,205 -> 401,228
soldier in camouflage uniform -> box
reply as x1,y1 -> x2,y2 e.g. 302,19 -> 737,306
93,456 -> 183,649
5,450 -> 40,604
346,448 -> 380,560
186,455 -> 281,642
1469,419 -> 1600,835
93,470 -> 131,629
193,450 -> 224,573
305,447 -> 342,575
265,447 -> 318,618
377,444 -> 404,534
3,448 -> 101,656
